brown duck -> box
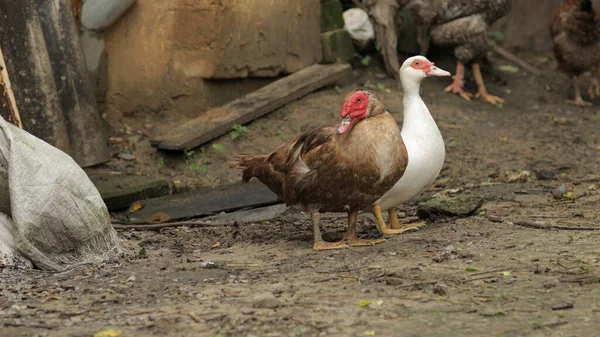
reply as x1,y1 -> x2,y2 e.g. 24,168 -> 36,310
233,90 -> 408,250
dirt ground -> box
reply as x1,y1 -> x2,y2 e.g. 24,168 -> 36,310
2,51 -> 600,337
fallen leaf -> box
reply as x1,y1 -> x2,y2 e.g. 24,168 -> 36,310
129,201 -> 144,213
41,295 -> 61,303
143,211 -> 173,223
384,88 -> 391,93
108,137 -> 123,143
466,266 -> 482,272
364,331 -> 376,336
498,65 -> 519,73
596,145 -> 600,150
211,242 -> 221,248
499,136 -> 508,141
502,271 -> 511,277
358,300 -> 371,307
94,329 -> 123,337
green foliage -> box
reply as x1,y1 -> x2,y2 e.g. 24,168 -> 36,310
211,144 -> 227,152
231,124 -> 249,140
488,31 -> 504,41
157,156 -> 166,168
361,55 -> 372,66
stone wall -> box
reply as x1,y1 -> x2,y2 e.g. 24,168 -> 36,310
103,0 -> 322,117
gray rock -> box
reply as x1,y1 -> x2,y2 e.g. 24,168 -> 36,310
251,292 -> 284,309
417,196 -> 484,218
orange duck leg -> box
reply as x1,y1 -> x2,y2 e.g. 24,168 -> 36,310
341,212 -> 386,246
472,63 -> 504,105
312,212 -> 348,250
372,205 -> 421,235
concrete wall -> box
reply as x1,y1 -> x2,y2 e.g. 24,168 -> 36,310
103,0 -> 322,117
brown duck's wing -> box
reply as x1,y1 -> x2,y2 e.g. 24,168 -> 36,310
264,126 -> 337,205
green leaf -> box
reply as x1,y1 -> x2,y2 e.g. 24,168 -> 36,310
138,247 -> 147,257
465,266 -> 482,272
487,31 -> 504,41
212,144 -> 227,152
230,130 -> 240,140
498,65 -> 519,73
376,83 -> 385,90
358,300 -> 371,307
361,55 -> 371,66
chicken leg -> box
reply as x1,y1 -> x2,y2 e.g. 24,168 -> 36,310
568,75 -> 592,106
342,211 -> 386,246
312,212 -> 347,251
372,205 -> 421,235
444,61 -> 472,101
472,63 -> 504,105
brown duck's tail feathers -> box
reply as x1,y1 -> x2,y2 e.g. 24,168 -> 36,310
230,154 -> 268,182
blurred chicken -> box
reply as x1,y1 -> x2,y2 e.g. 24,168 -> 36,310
233,91 -> 408,251
405,0 -> 514,105
551,0 -> 600,106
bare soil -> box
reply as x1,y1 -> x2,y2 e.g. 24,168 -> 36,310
2,51 -> 600,337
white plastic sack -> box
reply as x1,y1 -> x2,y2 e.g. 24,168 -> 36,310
81,0 -> 137,31
343,8 -> 375,48
0,116 -> 123,271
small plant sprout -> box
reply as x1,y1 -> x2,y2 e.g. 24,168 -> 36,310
212,144 -> 227,152
230,124 -> 249,140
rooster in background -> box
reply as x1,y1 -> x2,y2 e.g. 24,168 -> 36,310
405,0 -> 514,105
551,0 -> 600,106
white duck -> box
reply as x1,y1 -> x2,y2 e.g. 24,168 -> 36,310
371,55 -> 450,235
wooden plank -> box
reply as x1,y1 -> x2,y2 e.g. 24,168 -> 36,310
131,180 -> 282,221
87,170 -> 171,211
151,63 -> 353,151
0,46 -> 22,128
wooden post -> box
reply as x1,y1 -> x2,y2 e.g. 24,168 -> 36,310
0,47 -> 22,128
0,0 -> 109,167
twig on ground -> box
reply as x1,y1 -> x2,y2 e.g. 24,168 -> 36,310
511,220 -> 600,231
463,275 -> 498,283
489,42 -> 544,77
112,220 -> 235,230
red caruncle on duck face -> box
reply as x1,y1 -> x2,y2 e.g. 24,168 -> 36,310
410,58 -> 433,73
337,91 -> 370,134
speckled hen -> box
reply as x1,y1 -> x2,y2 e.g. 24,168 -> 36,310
551,0 -> 600,106
233,91 -> 408,251
406,0 -> 514,105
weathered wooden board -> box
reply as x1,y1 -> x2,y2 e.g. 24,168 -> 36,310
150,63 -> 353,151
87,170 -> 170,211
131,180 -> 282,221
